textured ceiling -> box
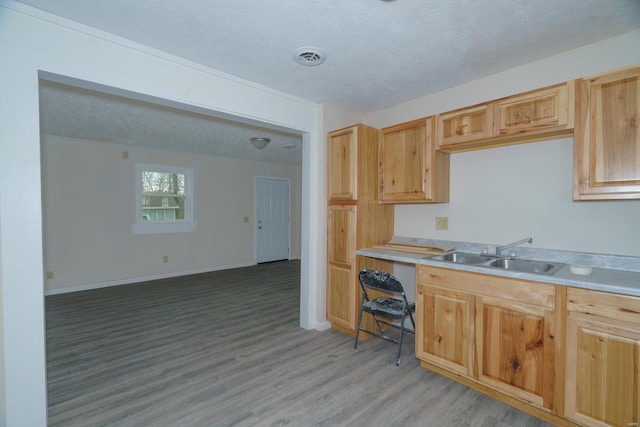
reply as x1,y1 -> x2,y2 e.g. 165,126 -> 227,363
39,81 -> 304,165
17,0 -> 640,164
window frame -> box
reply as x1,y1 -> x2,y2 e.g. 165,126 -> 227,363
132,163 -> 195,235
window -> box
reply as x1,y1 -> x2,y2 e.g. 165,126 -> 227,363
132,164 -> 195,234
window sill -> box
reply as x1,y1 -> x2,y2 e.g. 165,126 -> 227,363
131,221 -> 196,235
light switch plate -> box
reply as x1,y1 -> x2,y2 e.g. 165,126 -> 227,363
435,216 -> 449,230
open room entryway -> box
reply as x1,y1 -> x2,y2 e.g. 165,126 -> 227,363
255,177 -> 290,263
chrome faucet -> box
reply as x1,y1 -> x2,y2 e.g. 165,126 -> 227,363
496,237 -> 532,257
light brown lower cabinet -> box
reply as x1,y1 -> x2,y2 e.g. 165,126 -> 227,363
327,205 -> 358,331
416,284 -> 473,376
565,288 -> 640,427
415,266 -> 640,427
476,295 -> 555,409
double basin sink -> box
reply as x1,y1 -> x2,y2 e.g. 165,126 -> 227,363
430,252 -> 565,275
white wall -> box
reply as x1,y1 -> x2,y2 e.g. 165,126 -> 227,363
41,135 -> 302,294
0,3 -> 322,426
365,30 -> 640,258
395,138 -> 640,256
0,246 -> 4,424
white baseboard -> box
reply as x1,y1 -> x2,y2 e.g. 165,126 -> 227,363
314,321 -> 332,331
45,262 -> 255,295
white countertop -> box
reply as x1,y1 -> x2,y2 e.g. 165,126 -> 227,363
357,239 -> 640,298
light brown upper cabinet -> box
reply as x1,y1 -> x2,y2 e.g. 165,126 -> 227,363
437,104 -> 494,149
327,126 -> 359,201
574,65 -> 640,200
496,82 -> 573,136
379,117 -> 450,203
437,81 -> 575,152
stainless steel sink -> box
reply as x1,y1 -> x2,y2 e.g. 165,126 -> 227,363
429,252 -> 564,275
486,258 -> 564,275
432,252 -> 489,265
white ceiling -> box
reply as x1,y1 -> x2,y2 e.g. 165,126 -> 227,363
23,0 -> 640,164
38,81 -> 304,165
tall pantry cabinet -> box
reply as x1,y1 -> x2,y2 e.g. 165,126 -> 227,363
326,124 -> 394,335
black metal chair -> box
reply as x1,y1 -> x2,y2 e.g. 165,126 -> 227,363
354,269 -> 416,366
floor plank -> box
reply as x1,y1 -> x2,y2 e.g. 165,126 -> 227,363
46,260 -> 554,426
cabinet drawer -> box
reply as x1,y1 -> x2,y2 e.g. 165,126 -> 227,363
417,266 -> 555,308
567,287 -> 640,326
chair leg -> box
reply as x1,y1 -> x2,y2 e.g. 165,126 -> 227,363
395,317 -> 406,366
408,310 -> 416,330
373,316 -> 385,334
354,306 -> 364,350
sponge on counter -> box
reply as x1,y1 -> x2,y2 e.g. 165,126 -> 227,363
570,264 -> 593,275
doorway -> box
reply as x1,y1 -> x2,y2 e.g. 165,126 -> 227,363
255,177 -> 290,263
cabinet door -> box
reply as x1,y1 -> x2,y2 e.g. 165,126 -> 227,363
565,314 -> 640,427
379,117 -> 449,203
416,284 -> 473,376
565,287 -> 640,427
496,82 -> 573,136
574,65 -> 640,200
437,104 -> 494,149
327,263 -> 356,331
327,205 -> 357,330
328,126 -> 358,201
476,296 -> 555,409
379,118 -> 428,202
327,205 -> 356,265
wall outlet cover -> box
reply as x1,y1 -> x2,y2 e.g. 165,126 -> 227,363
435,216 -> 449,230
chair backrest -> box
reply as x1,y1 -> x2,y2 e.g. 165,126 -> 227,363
358,269 -> 405,295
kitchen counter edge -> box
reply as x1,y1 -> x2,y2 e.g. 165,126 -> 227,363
356,246 -> 640,298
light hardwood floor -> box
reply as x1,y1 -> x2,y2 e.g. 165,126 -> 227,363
46,260 -> 553,426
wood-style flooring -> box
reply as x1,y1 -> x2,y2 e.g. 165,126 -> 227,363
46,260 -> 553,426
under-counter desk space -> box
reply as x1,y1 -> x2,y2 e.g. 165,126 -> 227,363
357,238 -> 640,427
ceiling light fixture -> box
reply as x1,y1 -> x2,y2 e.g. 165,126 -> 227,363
292,46 -> 326,66
250,137 -> 271,149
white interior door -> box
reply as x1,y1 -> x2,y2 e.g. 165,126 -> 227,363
256,177 -> 290,263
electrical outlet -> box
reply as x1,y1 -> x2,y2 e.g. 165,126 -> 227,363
163,255 -> 169,263
435,216 -> 449,230
46,271 -> 54,279
243,216 -> 249,223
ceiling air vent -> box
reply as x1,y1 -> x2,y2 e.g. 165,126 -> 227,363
292,47 -> 326,66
